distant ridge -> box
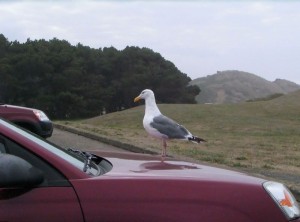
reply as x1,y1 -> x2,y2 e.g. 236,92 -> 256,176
190,70 -> 300,104
273,79 -> 300,93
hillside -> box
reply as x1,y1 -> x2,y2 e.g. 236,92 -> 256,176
58,90 -> 300,193
190,70 -> 300,104
273,78 -> 300,93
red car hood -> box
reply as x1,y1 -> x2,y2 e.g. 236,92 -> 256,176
91,150 -> 265,185
71,151 -> 286,222
70,151 -> 285,222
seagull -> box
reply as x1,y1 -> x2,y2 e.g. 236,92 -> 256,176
134,89 -> 206,161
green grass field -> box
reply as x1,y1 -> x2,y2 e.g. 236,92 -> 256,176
58,90 -> 300,193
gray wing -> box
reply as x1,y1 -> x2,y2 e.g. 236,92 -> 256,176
150,115 -> 190,139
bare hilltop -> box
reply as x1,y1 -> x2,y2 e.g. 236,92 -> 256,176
190,70 -> 300,104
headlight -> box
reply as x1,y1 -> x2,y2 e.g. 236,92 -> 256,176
264,181 -> 300,220
33,110 -> 50,121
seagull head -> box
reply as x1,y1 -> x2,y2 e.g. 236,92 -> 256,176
134,89 -> 154,102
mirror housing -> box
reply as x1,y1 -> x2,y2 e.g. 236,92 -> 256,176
0,154 -> 44,188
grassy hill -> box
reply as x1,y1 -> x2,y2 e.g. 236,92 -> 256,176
190,70 -> 300,104
58,90 -> 300,192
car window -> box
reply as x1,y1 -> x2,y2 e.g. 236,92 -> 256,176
0,119 -> 85,170
0,119 -> 102,176
0,134 -> 70,187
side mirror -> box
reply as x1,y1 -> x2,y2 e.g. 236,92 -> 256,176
0,154 -> 44,188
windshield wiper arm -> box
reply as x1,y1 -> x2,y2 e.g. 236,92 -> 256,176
67,148 -> 97,172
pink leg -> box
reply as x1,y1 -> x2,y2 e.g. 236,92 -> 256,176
161,139 -> 167,162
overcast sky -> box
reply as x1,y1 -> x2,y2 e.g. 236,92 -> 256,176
1,0 -> 300,84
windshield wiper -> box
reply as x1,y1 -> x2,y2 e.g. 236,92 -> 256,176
67,148 -> 100,172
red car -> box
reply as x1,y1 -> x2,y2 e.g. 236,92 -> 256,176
0,118 -> 299,222
0,103 -> 53,138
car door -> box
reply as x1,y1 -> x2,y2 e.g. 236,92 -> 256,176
0,135 -> 84,222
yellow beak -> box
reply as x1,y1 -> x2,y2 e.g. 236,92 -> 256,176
134,96 -> 141,102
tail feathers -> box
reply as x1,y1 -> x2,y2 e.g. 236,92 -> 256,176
188,136 -> 207,144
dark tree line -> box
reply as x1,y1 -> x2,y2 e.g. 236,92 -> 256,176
0,34 -> 200,119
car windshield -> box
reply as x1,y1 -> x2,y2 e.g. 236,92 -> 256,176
0,119 -> 85,171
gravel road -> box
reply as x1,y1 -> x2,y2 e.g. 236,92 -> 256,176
48,128 -> 130,153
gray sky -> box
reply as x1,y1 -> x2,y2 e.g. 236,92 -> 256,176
1,0 -> 300,84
